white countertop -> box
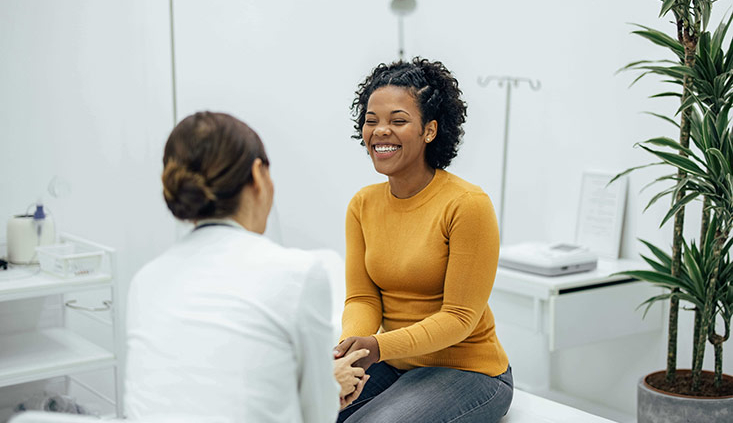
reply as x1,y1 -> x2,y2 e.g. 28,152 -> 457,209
494,258 -> 646,299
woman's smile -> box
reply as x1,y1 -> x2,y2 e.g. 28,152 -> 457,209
372,143 -> 402,158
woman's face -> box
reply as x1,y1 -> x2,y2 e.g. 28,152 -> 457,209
363,86 -> 434,178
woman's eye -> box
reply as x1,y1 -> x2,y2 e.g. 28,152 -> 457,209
392,120 -> 406,124
365,120 -> 377,125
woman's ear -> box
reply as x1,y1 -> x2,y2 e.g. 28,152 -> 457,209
424,120 -> 438,143
250,158 -> 266,195
251,158 -> 274,206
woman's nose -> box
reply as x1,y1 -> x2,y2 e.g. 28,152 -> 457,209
373,125 -> 391,137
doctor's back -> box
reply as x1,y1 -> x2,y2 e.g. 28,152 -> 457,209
124,112 -> 339,423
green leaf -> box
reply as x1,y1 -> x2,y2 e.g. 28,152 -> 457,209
630,70 -> 654,88
640,239 -> 672,267
701,1 -> 713,32
637,65 -> 688,81
683,247 -> 705,293
707,148 -> 732,175
650,92 -> 683,99
641,254 -> 671,273
675,92 -> 701,115
638,145 -> 707,176
661,79 -> 684,86
608,162 -> 664,186
644,186 -> 675,212
640,174 -> 679,194
615,270 -> 681,286
711,14 -> 732,54
661,192 -> 700,227
724,25 -> 733,70
668,65 -> 698,78
631,24 -> 685,60
639,295 -> 670,318
674,292 -> 705,309
641,137 -> 701,161
617,60 -> 660,74
643,112 -> 681,128
659,0 -> 676,18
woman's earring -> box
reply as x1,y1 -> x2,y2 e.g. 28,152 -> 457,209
426,137 -> 432,143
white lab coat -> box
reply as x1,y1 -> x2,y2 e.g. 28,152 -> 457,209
124,220 -> 340,423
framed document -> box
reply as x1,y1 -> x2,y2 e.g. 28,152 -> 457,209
574,171 -> 628,259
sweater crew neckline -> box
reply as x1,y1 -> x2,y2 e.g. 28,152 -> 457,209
385,169 -> 448,211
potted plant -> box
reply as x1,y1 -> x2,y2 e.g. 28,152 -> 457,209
613,1 -> 733,421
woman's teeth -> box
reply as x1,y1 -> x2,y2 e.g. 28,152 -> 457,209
374,145 -> 400,153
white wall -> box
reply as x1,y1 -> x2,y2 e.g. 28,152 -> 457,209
2,0 -> 732,419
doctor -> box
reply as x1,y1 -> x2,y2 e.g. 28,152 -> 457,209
125,111 -> 368,423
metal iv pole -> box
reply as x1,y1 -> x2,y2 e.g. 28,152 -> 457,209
477,76 -> 541,242
391,0 -> 416,60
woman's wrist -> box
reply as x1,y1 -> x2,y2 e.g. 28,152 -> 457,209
369,335 -> 381,362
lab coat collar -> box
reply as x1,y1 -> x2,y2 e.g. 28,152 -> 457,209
194,218 -> 246,231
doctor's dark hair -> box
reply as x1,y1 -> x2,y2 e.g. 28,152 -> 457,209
161,112 -> 269,221
350,57 -> 467,169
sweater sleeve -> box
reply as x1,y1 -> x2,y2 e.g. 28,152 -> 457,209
340,194 -> 383,341
374,192 -> 500,361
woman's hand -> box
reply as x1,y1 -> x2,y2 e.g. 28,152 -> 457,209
333,336 -> 380,371
333,349 -> 368,397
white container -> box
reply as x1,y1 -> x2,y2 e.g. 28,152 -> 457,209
36,243 -> 103,278
7,215 -> 56,264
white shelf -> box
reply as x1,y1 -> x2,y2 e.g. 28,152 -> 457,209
495,258 -> 644,300
0,269 -> 112,303
0,328 -> 115,388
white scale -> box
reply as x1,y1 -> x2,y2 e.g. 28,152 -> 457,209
498,242 -> 598,276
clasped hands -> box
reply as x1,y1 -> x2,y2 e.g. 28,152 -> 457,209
332,336 -> 380,409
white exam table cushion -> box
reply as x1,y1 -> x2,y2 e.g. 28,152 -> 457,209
502,389 -> 616,422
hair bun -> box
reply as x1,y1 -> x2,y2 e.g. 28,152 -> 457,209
162,161 -> 217,220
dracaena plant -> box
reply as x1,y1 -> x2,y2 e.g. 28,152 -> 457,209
617,107 -> 733,390
612,0 -> 733,393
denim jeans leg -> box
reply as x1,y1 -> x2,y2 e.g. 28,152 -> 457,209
343,365 -> 514,423
337,362 -> 404,423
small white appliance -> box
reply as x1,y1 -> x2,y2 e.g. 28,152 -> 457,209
7,204 -> 56,264
499,242 -> 598,276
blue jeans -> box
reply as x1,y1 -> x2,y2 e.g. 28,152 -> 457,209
337,363 -> 513,423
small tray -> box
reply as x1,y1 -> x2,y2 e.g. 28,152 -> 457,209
36,243 -> 104,278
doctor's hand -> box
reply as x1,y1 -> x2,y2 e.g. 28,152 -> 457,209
333,336 -> 380,371
333,349 -> 368,398
340,374 -> 369,409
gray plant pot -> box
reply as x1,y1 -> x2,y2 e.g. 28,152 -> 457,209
638,370 -> 733,423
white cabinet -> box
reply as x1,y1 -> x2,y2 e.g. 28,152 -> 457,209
491,258 -> 664,390
0,234 -> 122,421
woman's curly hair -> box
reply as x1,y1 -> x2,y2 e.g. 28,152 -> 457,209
350,57 -> 467,169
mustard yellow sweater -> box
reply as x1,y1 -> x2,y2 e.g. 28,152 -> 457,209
341,169 -> 509,377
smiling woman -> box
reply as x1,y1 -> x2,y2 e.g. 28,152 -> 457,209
335,58 -> 513,423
